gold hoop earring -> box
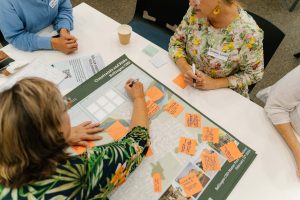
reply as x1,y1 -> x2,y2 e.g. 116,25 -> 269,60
213,5 -> 221,15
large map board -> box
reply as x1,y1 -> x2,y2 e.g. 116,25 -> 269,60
65,55 -> 256,200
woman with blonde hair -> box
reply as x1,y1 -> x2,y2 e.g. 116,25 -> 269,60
169,0 -> 264,98
0,77 -> 149,199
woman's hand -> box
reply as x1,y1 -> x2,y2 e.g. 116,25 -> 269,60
59,28 -> 77,41
125,79 -> 145,100
192,71 -> 229,90
51,29 -> 78,54
67,121 -> 103,146
183,69 -> 203,87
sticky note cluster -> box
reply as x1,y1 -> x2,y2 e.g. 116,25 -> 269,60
201,151 -> 221,171
202,127 -> 219,144
152,173 -> 162,192
146,100 -> 160,118
106,120 -> 128,140
173,74 -> 188,89
146,86 -> 164,101
164,100 -> 184,117
220,142 -> 242,162
179,172 -> 203,197
185,113 -> 201,128
178,137 -> 197,156
72,141 -> 96,155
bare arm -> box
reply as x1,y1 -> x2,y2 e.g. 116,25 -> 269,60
125,80 -> 149,130
274,123 -> 300,155
274,123 -> 300,176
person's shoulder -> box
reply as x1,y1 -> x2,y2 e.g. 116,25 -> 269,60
237,9 -> 263,38
0,0 -> 15,10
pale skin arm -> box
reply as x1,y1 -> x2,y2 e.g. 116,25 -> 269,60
176,57 -> 229,90
125,80 -> 149,130
274,123 -> 300,176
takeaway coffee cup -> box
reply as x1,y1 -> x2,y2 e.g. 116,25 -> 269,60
118,24 -> 132,45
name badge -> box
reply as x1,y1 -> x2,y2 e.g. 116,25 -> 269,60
207,48 -> 229,61
49,0 -> 58,8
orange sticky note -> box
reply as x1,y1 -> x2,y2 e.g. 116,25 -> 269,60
202,127 -> 219,144
72,141 -> 96,155
173,74 -> 188,89
201,152 -> 221,171
220,142 -> 243,162
185,113 -> 201,128
178,137 -> 197,155
164,100 -> 184,117
146,100 -> 160,118
146,146 -> 154,157
106,121 -> 128,140
179,172 -> 203,197
146,86 -> 164,101
153,173 -> 162,192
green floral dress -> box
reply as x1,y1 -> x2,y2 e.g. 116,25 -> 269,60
169,7 -> 264,98
0,126 -> 149,200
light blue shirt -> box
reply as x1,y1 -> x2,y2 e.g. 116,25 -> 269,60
0,0 -> 73,51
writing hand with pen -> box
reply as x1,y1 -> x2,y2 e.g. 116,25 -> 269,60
183,64 -> 229,90
125,79 -> 145,100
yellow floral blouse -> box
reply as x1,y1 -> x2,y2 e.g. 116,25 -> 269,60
169,7 -> 264,97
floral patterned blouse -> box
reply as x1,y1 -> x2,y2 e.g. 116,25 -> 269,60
0,126 -> 149,200
169,7 -> 264,98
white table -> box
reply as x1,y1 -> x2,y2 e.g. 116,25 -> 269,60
2,3 -> 299,200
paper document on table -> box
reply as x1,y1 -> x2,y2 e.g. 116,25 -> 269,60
0,59 -> 65,92
51,54 -> 105,94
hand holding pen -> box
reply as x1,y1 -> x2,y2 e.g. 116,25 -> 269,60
125,78 -> 145,100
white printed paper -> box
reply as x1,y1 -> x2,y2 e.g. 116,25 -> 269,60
51,54 -> 105,95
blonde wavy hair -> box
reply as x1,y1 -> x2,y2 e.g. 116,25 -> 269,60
0,78 -> 68,188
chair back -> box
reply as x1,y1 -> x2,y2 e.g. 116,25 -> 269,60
247,11 -> 285,92
247,11 -> 285,68
130,0 -> 189,50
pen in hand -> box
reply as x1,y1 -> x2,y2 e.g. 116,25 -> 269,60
129,78 -> 139,87
192,63 -> 196,88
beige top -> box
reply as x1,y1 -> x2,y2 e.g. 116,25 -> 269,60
265,65 -> 300,134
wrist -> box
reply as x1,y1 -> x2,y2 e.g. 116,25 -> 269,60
217,77 -> 229,88
133,96 -> 145,101
51,38 -> 58,50
181,64 -> 191,74
59,28 -> 69,34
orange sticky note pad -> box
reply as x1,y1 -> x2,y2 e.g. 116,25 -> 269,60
146,146 -> 154,157
164,100 -> 184,117
146,100 -> 160,118
185,113 -> 201,128
173,74 -> 188,89
179,172 -> 203,197
202,127 -> 219,144
106,121 -> 128,140
146,86 -> 164,101
201,152 -> 221,171
220,142 -> 243,162
153,173 -> 162,192
178,137 -> 197,155
72,141 -> 96,155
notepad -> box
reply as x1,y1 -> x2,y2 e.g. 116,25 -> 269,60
143,45 -> 159,57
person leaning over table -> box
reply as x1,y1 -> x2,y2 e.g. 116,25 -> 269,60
169,0 -> 264,98
265,65 -> 300,177
0,0 -> 77,54
0,78 -> 149,199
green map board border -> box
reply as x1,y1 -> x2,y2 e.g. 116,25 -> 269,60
65,55 -> 257,200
